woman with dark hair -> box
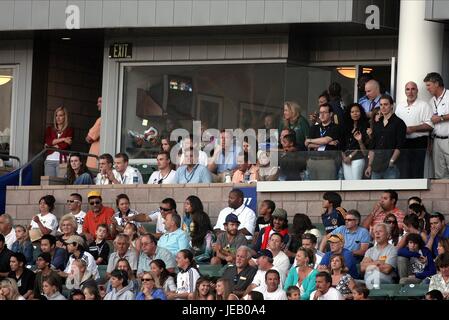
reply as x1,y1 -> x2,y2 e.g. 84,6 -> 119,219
111,194 -> 142,237
383,214 -> 402,246
341,103 -> 369,180
30,195 -> 58,237
188,276 -> 214,300
429,253 -> 449,299
284,247 -> 317,300
254,208 -> 289,252
8,252 -> 35,299
190,212 -> 216,264
437,238 -> 449,256
167,249 -> 200,300
83,284 -> 101,300
42,275 -> 66,300
408,202 -> 431,235
66,153 -> 93,185
215,278 -> 239,300
329,254 -> 354,298
397,214 -> 427,249
104,269 -> 134,300
105,258 -> 139,295
286,213 -> 321,261
150,259 -> 176,293
182,195 -> 205,235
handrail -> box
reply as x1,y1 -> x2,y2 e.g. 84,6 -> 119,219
0,152 -> 21,168
19,147 -> 99,186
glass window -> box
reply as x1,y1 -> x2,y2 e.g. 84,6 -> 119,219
0,68 -> 13,153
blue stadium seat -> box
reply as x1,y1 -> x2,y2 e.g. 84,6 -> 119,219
142,223 -> 156,234
368,284 -> 401,299
198,264 -> 224,278
395,283 -> 429,299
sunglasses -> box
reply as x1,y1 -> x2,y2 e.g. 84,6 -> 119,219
90,200 -> 101,205
160,207 -> 172,212
345,219 -> 356,222
142,278 -> 154,282
385,220 -> 396,224
66,200 -> 80,204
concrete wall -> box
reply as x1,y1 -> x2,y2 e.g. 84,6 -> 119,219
6,180 -> 449,227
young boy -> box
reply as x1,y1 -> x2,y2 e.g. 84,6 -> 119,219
253,200 -> 275,244
286,286 -> 300,300
321,192 -> 345,234
352,283 -> 370,300
88,224 -> 110,265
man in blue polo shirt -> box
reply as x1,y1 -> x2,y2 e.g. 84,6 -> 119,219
175,147 -> 211,184
426,212 -> 449,257
158,212 -> 190,256
318,233 -> 360,279
320,210 -> 371,262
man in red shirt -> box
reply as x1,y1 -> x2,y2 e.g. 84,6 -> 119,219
82,190 -> 114,242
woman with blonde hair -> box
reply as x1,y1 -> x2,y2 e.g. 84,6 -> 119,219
215,278 -> 239,300
44,106 -> 73,177
135,271 -> 167,300
56,214 -> 78,248
188,277 -> 214,300
279,101 -> 310,151
0,278 -> 25,300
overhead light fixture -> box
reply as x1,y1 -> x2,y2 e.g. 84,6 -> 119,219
0,75 -> 12,86
61,37 -> 71,41
336,67 -> 373,79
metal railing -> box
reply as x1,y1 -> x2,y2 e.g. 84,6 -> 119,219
0,151 -> 21,168
19,147 -> 99,186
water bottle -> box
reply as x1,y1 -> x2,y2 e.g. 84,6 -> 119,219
133,170 -> 138,184
244,170 -> 250,183
225,171 -> 232,183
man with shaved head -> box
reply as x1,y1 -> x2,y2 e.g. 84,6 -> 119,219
362,79 -> 382,115
395,81 -> 434,178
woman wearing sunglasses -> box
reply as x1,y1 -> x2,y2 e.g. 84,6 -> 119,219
135,271 -> 167,300
383,214 -> 402,246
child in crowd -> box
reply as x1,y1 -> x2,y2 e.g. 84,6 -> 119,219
286,286 -> 300,300
124,222 -> 141,254
88,224 -> 110,265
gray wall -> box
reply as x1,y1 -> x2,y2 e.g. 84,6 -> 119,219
426,0 -> 449,21
0,0 -> 353,31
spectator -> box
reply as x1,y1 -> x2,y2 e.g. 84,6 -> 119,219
214,188 -> 256,241
150,259 -> 177,293
278,133 -> 305,181
211,213 -> 247,266
424,72 -> 449,179
309,91 -> 330,125
83,285 -> 101,300
175,147 -> 212,184
160,136 -> 176,153
31,252 -> 62,299
361,223 -> 398,285
321,192 -> 345,234
268,233 -> 290,278
328,82 -> 345,126
395,81 -> 433,178
87,224 -> 110,265
278,101 -> 309,151
232,152 -> 259,183
30,195 -> 58,238
384,213 -> 402,246
105,258 -> 139,295
305,103 -> 342,180
357,73 -> 374,110
8,252 -> 35,299
397,233 -> 436,284
284,247 -> 317,300
321,209 -> 370,262
158,212 -> 190,256
286,286 -> 301,300
181,195 -> 205,234
0,213 -> 15,249
128,198 -> 177,239
328,254 -> 354,298
111,193 -> 141,237
66,153 -> 93,185
137,233 -> 176,276
65,258 -> 96,291
253,269 -> 287,300
190,212 -> 215,264
437,238 -> 449,256
10,225 -> 33,264
40,234 -> 67,271
147,151 -> 176,184
287,214 -> 322,263
208,130 -> 242,182
124,222 -> 141,255
104,269 -> 134,300
136,271 -> 167,300
397,214 -> 427,249
111,152 -> 143,184
244,290 -> 264,300
301,233 -> 324,268
352,283 -> 370,300
246,249 -> 285,294
82,190 -> 114,242
44,106 -> 73,177
42,275 -> 66,300
425,289 -> 444,300
0,278 -> 25,300
64,193 -> 86,234
408,200 -> 431,234
188,277 -> 214,300
63,235 -> 99,280
69,289 -> 85,300
310,271 -> 344,300
362,190 -> 405,233
366,106 -> 381,142
257,149 -> 279,181
0,234 -> 12,277
364,94 -> 407,179
178,134 -> 209,167
95,153 -> 115,185
222,246 -> 257,299
254,200 -> 275,243
318,234 -> 359,279
254,208 -> 289,252
56,214 -> 77,249
107,234 -> 138,278
85,96 -> 102,170
362,79 -> 382,115
341,103 -> 369,180
429,252 -> 449,299
167,249 -> 200,300
215,278 -> 239,300
426,212 -> 449,258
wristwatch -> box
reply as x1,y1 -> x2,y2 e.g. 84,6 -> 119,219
441,115 -> 445,122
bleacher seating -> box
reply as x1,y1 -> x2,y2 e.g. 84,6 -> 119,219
197,264 -> 226,278
142,223 -> 157,234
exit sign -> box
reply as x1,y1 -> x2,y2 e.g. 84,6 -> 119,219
109,43 -> 133,59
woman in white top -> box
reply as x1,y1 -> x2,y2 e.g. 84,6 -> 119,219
42,276 -> 67,300
111,194 -> 142,237
30,195 -> 58,237
150,259 -> 177,294
0,278 -> 25,300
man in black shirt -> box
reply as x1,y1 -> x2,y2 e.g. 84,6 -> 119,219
222,246 -> 257,298
305,103 -> 342,180
0,233 -> 12,277
365,94 -> 407,179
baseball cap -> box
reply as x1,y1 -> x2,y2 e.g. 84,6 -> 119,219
29,229 -> 43,242
328,233 -> 344,244
224,213 -> 240,225
87,190 -> 102,199
37,252 -> 52,264
256,249 -> 273,259
65,235 -> 86,248
272,208 -> 287,220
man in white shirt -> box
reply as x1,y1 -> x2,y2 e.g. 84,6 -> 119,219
245,249 -> 285,295
214,188 -> 256,241
395,81 -> 434,178
147,151 -> 176,184
254,270 -> 287,300
111,152 -> 143,184
95,153 -> 115,185
268,233 -> 290,278
425,72 -> 449,178
178,134 -> 208,167
0,214 -> 15,249
310,271 -> 343,300
64,193 -> 86,234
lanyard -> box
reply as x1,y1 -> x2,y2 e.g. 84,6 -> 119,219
184,165 -> 199,183
319,126 -> 328,137
434,89 -> 447,111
